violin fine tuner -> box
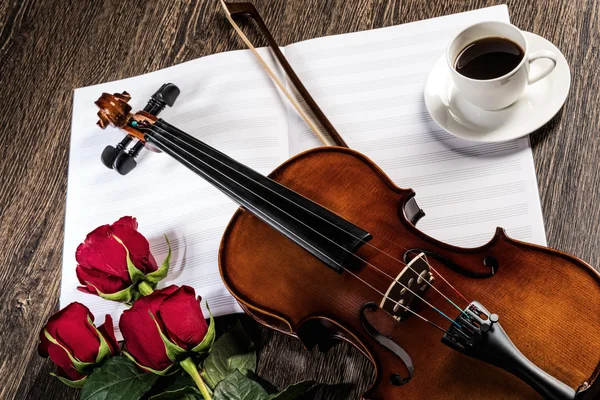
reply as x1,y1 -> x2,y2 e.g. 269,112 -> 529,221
95,83 -> 180,175
443,302 -> 577,400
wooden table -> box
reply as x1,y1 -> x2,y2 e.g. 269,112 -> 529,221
1,0 -> 598,399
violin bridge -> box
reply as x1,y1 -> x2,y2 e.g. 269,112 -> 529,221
379,253 -> 434,321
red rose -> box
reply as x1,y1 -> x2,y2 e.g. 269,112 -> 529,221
38,302 -> 119,387
120,285 -> 214,374
76,216 -> 169,303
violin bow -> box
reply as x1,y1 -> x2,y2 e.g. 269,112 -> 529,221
218,0 -> 348,148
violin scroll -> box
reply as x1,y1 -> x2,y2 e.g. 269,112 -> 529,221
95,91 -> 132,129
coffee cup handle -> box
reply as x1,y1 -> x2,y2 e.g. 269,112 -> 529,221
527,50 -> 557,84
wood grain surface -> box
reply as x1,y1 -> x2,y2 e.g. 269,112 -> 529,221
0,1 -> 598,399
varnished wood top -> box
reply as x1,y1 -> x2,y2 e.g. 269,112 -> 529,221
0,0 -> 598,399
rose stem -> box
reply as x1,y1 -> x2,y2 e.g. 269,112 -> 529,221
180,357 -> 212,400
138,281 -> 154,296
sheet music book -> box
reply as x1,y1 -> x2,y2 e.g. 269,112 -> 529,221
62,4 -> 546,337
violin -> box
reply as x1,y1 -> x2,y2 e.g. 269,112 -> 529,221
93,3 -> 600,400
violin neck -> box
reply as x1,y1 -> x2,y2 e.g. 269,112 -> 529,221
145,119 -> 371,272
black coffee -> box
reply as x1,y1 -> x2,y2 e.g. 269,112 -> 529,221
454,37 -> 524,80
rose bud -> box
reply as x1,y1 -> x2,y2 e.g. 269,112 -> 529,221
76,216 -> 170,304
38,302 -> 119,388
120,285 -> 215,372
120,285 -> 214,399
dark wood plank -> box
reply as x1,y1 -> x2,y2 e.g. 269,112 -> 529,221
0,0 -> 597,399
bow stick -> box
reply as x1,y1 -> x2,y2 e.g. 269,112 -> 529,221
218,0 -> 348,148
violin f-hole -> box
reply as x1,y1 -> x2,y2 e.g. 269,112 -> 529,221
360,302 -> 414,385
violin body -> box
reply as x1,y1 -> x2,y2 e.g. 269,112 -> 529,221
94,82 -> 600,399
220,146 -> 600,400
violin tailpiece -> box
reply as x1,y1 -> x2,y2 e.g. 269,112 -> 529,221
442,301 -> 576,400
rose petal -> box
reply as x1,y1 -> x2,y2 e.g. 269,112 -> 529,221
97,315 -> 119,354
112,216 -> 138,231
119,286 -> 179,371
76,265 -> 129,295
76,286 -> 97,295
38,303 -> 101,379
45,303 -> 101,363
110,222 -> 158,274
158,286 -> 208,350
76,226 -> 131,283
47,342 -> 86,380
146,252 -> 158,273
38,332 -> 50,357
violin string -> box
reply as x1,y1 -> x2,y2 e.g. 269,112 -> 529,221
216,0 -> 471,306
147,122 -> 470,313
392,255 -> 466,313
148,124 -> 460,325
216,0 -> 472,307
147,123 -> 465,324
146,126 -> 450,334
395,248 -> 470,304
147,123 -> 463,328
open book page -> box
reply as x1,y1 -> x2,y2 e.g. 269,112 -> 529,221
62,48 -> 289,335
284,5 -> 547,248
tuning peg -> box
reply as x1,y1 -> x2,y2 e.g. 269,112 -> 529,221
144,83 -> 180,116
113,140 -> 144,175
101,135 -> 133,169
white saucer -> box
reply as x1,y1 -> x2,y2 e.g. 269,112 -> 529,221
424,32 -> 570,142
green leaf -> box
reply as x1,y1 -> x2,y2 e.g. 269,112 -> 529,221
201,322 -> 256,389
151,393 -> 199,400
213,370 -> 268,400
43,329 -> 94,374
113,235 -> 146,284
145,235 -> 171,284
122,351 -> 177,376
225,354 -> 255,374
268,381 -> 315,400
149,373 -> 202,400
81,356 -> 158,400
191,304 -> 215,354
50,372 -> 87,389
150,311 -> 187,362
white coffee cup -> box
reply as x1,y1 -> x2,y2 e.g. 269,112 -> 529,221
447,21 -> 557,110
